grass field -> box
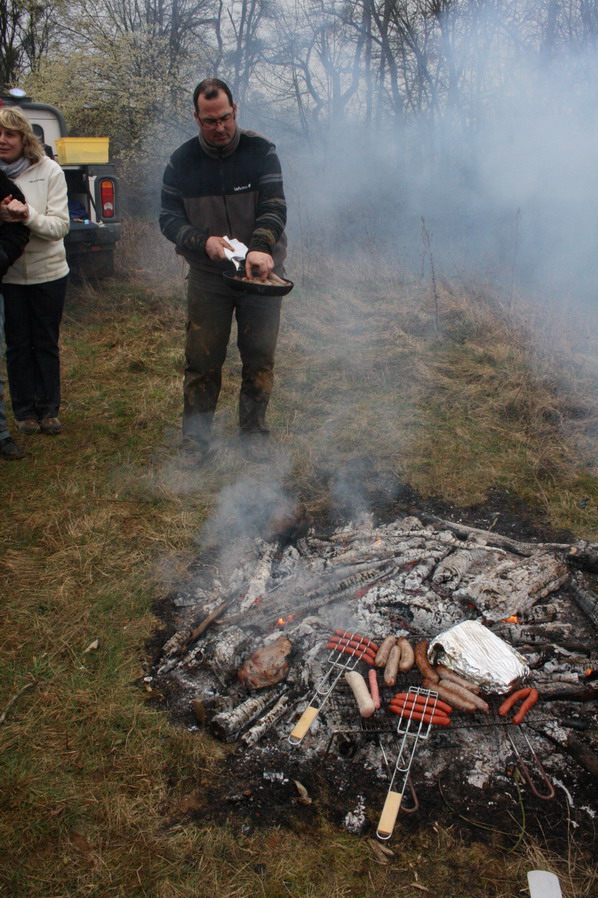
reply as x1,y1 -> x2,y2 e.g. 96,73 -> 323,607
1,229 -> 597,896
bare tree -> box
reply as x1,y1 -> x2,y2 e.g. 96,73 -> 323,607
0,0 -> 60,89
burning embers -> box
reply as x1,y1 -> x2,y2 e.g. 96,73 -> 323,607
153,513 -> 598,835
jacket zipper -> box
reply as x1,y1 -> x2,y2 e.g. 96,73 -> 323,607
220,154 -> 233,236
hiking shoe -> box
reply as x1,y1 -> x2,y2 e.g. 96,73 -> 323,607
40,417 -> 63,435
180,436 -> 214,463
0,436 -> 26,460
240,431 -> 273,463
16,418 -> 41,435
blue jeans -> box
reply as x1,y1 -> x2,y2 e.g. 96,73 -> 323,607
0,295 -> 9,441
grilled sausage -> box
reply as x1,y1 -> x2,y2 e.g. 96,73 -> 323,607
334,629 -> 379,653
498,687 -> 531,716
326,642 -> 376,665
326,639 -> 377,665
436,664 -> 481,694
499,687 -> 539,724
439,679 -> 489,713
345,671 -> 376,718
422,678 -> 477,712
368,668 -> 381,709
512,688 -> 539,724
384,644 -> 401,686
397,637 -> 415,672
390,693 -> 454,715
329,635 -> 378,657
393,707 -> 451,726
374,635 -> 396,668
415,641 -> 439,683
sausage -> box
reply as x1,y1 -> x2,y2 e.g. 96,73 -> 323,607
393,707 -> 451,727
499,687 -> 539,724
439,679 -> 489,713
421,678 -> 477,712
326,639 -> 377,665
334,629 -> 379,653
390,702 -> 452,721
512,688 -> 539,724
390,693 -> 453,715
384,644 -> 401,686
368,669 -> 381,709
415,641 -> 439,683
436,664 -> 481,694
345,671 -> 376,718
328,634 -> 377,656
499,687 -> 531,716
375,635 -> 396,667
326,642 -> 376,665
327,641 -> 376,663
328,634 -> 377,653
397,637 -> 415,672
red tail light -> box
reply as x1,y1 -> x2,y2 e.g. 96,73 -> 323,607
99,179 -> 115,218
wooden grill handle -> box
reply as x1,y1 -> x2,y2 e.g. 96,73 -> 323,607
376,790 -> 403,839
289,706 -> 319,744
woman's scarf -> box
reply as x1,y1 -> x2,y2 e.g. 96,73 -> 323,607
0,156 -> 31,179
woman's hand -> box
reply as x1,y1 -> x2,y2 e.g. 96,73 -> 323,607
0,196 -> 29,221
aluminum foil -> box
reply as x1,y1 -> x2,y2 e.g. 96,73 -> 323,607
429,620 -> 529,694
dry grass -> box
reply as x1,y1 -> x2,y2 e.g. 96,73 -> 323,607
0,224 -> 597,896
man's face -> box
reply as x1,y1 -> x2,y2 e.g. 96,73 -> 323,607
194,91 -> 237,148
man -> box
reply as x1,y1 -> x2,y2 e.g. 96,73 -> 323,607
160,78 -> 287,461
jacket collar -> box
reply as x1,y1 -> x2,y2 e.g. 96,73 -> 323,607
198,126 -> 241,159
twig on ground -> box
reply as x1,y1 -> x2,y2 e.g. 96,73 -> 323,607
0,678 -> 37,725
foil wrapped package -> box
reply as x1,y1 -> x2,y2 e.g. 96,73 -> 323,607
429,620 -> 529,694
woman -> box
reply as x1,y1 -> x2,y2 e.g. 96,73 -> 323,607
0,170 -> 29,459
0,106 -> 69,436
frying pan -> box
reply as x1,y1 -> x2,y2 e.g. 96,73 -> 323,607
222,264 -> 294,297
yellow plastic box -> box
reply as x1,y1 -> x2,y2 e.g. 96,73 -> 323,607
55,137 -> 109,164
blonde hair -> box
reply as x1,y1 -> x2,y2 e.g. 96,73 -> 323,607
0,106 -> 44,163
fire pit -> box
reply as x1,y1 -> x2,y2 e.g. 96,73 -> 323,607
151,510 -> 598,842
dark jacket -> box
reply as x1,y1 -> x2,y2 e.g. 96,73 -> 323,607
160,127 -> 287,276
0,171 -> 30,280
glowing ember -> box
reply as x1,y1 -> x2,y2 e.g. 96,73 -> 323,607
276,613 -> 297,627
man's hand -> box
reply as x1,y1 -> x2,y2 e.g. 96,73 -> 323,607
205,235 -> 234,261
245,251 -> 274,281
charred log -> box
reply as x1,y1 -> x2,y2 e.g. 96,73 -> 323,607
418,513 -> 598,573
569,572 -> 598,629
209,690 -> 280,742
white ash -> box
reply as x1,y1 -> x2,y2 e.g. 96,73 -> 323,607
263,770 -> 289,783
467,758 -> 495,789
552,778 -> 575,807
240,540 -> 278,610
343,794 -> 367,834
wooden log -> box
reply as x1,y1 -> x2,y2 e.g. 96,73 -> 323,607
209,690 -> 278,742
564,735 -> 598,782
569,573 -> 598,629
418,512 -> 598,573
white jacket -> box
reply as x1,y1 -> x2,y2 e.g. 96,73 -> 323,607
4,155 -> 70,285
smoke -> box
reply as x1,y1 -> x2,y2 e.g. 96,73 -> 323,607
152,3 -> 597,550
251,16 -> 598,310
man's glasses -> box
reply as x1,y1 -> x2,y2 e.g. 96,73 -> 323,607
198,112 -> 234,128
